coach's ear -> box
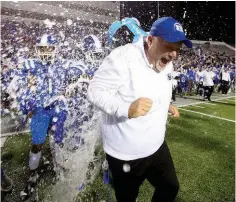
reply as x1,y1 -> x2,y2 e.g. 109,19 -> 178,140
146,35 -> 153,47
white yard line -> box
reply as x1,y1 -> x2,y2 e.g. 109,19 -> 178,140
1,130 -> 30,138
215,101 -> 233,104
178,96 -> 235,108
1,137 -> 7,148
204,102 -> 216,106
179,108 -> 235,123
191,105 -> 205,108
225,99 -> 235,102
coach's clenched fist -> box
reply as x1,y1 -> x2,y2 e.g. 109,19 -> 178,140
128,98 -> 153,119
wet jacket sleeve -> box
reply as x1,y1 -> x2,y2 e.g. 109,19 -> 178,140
87,47 -> 130,119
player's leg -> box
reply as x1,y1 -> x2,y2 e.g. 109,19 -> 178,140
183,86 -> 188,98
196,82 -> 199,95
1,168 -> 13,192
207,86 -> 213,101
52,109 -> 67,144
29,109 -> 52,172
189,80 -> 193,94
172,87 -> 176,102
217,81 -> 222,93
226,81 -> 230,94
203,86 -> 209,99
187,80 -> 191,94
49,108 -> 67,174
20,109 -> 52,198
221,81 -> 225,94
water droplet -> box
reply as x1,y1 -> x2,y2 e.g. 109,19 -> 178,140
123,163 -> 131,173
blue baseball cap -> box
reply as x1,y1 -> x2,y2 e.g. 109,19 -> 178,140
150,17 -> 192,48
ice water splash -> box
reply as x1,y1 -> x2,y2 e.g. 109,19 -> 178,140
2,33 -> 106,201
44,81 -> 103,202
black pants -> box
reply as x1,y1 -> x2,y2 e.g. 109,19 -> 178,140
222,80 -> 229,94
196,82 -> 204,96
106,141 -> 179,202
204,86 -> 214,100
172,87 -> 177,101
187,80 -> 194,93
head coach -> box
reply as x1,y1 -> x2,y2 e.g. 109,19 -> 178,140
87,17 -> 192,202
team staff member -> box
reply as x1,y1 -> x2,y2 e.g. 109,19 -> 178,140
88,17 -> 192,202
202,67 -> 215,101
221,68 -> 231,95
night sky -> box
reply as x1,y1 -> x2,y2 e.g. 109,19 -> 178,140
121,1 -> 235,46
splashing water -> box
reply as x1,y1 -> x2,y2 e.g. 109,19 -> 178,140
0,14 -> 112,201
3,55 -> 104,201
43,69 -> 103,201
183,11 -> 187,19
47,105 -> 102,202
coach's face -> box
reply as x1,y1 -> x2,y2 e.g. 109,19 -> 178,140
146,36 -> 183,72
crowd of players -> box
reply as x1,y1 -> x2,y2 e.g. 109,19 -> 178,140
1,16 -> 235,198
1,20 -> 106,112
172,46 -> 235,101
1,19 -> 108,197
1,20 -> 235,111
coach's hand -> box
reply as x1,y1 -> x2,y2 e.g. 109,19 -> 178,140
128,98 -> 153,119
169,104 -> 180,118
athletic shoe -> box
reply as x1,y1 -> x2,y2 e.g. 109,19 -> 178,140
1,172 -> 13,192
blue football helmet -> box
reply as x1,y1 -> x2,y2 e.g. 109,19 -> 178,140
80,35 -> 105,66
35,34 -> 58,63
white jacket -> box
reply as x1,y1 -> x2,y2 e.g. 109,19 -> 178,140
87,39 -> 173,160
202,70 -> 215,86
222,72 -> 231,82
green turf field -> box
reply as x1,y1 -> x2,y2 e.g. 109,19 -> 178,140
1,135 -> 55,202
77,97 -> 235,202
1,97 -> 235,202
182,98 -> 235,121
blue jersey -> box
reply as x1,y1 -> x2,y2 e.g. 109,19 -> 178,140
213,70 -> 220,84
187,69 -> 195,81
230,71 -> 235,81
180,74 -> 188,88
13,59 -> 85,114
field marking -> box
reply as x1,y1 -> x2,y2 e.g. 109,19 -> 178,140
204,102 -> 216,106
225,99 -> 235,102
1,96 -> 235,139
1,137 -> 7,148
215,101 -> 234,104
191,105 -> 205,109
1,130 -> 30,138
178,96 -> 235,108
179,108 -> 235,123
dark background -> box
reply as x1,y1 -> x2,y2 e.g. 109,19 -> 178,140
120,1 -> 235,46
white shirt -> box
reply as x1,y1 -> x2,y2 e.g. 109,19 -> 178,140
87,39 -> 173,160
172,71 -> 179,88
196,71 -> 203,82
202,70 -> 215,86
222,71 -> 230,82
